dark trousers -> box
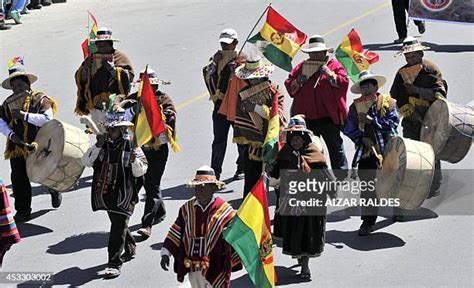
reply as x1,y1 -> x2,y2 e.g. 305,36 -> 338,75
306,118 -> 348,180
107,212 -> 135,268
10,157 -> 32,215
211,101 -> 245,179
141,145 -> 168,228
402,122 -> 442,193
243,146 -> 263,198
391,0 -> 423,39
358,155 -> 379,226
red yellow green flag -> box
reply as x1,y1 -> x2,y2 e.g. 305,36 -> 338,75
335,28 -> 380,82
223,176 -> 276,288
248,6 -> 307,72
81,11 -> 98,59
135,67 -> 166,147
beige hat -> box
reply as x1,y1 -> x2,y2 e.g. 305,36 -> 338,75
350,70 -> 386,94
90,27 -> 120,42
187,165 -> 225,189
235,53 -> 274,80
2,56 -> 38,90
396,37 -> 430,56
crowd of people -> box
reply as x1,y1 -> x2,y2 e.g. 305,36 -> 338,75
0,0 -> 66,30
0,5 -> 450,287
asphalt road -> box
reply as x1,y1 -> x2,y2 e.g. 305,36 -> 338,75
0,0 -> 473,287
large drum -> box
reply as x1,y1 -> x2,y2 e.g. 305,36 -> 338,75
421,99 -> 474,163
26,120 -> 90,192
376,137 -> 435,210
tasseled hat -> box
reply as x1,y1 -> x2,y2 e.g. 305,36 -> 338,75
2,56 -> 38,90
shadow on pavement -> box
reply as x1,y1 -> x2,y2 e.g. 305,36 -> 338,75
18,263 -> 108,287
326,229 -> 405,251
150,242 -> 163,250
231,265 -> 310,287
47,232 -> 108,254
17,221 -> 54,239
364,42 -> 474,53
162,184 -> 194,200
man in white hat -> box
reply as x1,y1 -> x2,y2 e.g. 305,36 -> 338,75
203,28 -> 246,181
160,165 -> 241,287
219,49 -> 286,196
284,34 -> 349,181
345,70 -> 400,235
74,27 -> 134,120
81,111 -> 148,278
0,56 -> 61,222
121,67 -> 178,239
390,37 -> 447,202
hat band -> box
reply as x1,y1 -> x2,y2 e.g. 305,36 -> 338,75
8,67 -> 25,75
245,60 -> 262,71
193,175 -> 218,182
309,37 -> 325,44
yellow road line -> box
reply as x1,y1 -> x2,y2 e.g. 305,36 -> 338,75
176,1 -> 390,111
175,92 -> 209,111
322,1 -> 391,37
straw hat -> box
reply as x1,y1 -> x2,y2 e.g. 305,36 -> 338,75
2,56 -> 38,90
187,165 -> 225,189
396,37 -> 430,56
282,115 -> 313,145
350,70 -> 386,94
235,53 -> 274,80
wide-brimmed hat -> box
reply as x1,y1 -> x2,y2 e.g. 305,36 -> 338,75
103,111 -> 133,128
282,115 -> 313,144
235,53 -> 274,80
90,27 -> 120,42
301,35 -> 334,53
187,165 -> 225,189
396,37 -> 430,56
2,56 -> 38,90
137,67 -> 161,85
350,70 -> 386,94
219,28 -> 238,44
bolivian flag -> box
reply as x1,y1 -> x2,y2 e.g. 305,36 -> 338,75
223,176 -> 276,288
135,67 -> 166,147
335,28 -> 380,82
81,11 -> 98,59
248,6 -> 307,72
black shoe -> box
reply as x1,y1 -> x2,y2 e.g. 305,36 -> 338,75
28,4 -> 42,9
52,0 -> 67,3
394,38 -> 405,44
14,212 -> 31,223
358,222 -> 374,236
41,0 -> 52,6
417,22 -> 426,34
0,23 -> 11,30
233,170 -> 244,181
49,189 -> 62,208
137,227 -> 151,239
21,8 -> 30,15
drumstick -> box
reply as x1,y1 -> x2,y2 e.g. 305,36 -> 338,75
371,146 -> 383,168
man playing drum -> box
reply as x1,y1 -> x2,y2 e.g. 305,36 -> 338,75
284,34 -> 349,181
344,70 -> 400,236
203,29 -> 246,181
390,37 -> 448,203
74,27 -> 134,133
0,57 -> 61,223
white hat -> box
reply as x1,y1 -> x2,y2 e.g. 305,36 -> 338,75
301,35 -> 334,53
235,51 -> 274,80
187,165 -> 225,189
104,111 -> 133,128
219,28 -> 238,44
350,70 -> 386,94
396,36 -> 430,56
90,27 -> 120,42
2,56 -> 38,90
138,67 -> 160,85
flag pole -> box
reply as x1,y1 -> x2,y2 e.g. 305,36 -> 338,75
86,10 -> 91,46
237,3 -> 272,59
312,50 -> 336,88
